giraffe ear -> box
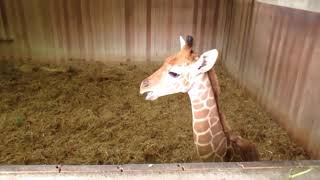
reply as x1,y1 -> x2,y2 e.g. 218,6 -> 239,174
179,36 -> 186,49
194,49 -> 219,73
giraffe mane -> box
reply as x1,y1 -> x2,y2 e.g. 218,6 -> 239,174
207,68 -> 232,135
207,67 -> 260,161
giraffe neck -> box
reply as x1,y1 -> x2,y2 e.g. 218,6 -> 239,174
188,72 -> 228,161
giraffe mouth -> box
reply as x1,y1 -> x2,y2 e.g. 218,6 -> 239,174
144,91 -> 158,101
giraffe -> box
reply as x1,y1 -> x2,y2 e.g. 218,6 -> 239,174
140,35 -> 259,161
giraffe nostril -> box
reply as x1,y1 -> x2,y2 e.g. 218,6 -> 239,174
142,79 -> 149,87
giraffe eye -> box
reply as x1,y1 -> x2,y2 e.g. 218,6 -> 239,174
168,71 -> 180,78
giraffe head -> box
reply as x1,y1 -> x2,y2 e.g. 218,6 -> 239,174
140,35 -> 219,100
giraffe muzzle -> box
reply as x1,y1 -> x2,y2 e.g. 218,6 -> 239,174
140,79 -> 158,100
141,91 -> 158,101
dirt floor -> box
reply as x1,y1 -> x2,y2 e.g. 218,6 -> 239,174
0,59 -> 309,165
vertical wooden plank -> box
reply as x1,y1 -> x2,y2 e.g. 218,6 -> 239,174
224,0 -> 235,67
101,0 -> 125,61
20,0 -> 36,60
75,0 -> 85,60
171,0 -> 193,51
124,0 -> 147,61
124,0 -> 146,61
94,0 -> 106,61
198,0 -> 207,53
48,0 -> 59,62
55,0 -> 68,61
84,0 -> 94,61
239,0 -> 255,86
203,0 -> 217,50
34,0 -> 49,61
68,0 -> 81,60
0,0 -> 10,59
0,0 -> 10,39
151,0 -> 170,60
166,0 -> 173,52
124,0 -> 132,61
89,0 -> 97,60
0,2 -> 6,39
13,0 -> 31,60
64,0 -> 73,60
215,0 -> 228,54
117,0 -> 126,60
192,0 -> 198,38
102,1 -> 114,61
211,0 -> 220,47
146,0 -> 151,61
80,0 -> 89,61
39,0 -> 56,61
49,0 -> 64,63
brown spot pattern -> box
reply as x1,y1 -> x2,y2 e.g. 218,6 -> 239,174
201,90 -> 209,100
208,109 -> 218,118
210,116 -> 219,126
193,120 -> 210,133
197,144 -> 213,157
206,99 -> 215,107
193,103 -> 204,109
194,109 -> 209,119
211,122 -> 222,135
212,132 -> 225,149
198,131 -> 212,144
192,99 -> 200,103
216,138 -> 227,157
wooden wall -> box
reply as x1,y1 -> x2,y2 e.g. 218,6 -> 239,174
216,0 -> 320,159
0,0 -> 220,62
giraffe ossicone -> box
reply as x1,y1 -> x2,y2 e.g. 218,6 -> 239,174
140,35 -> 259,162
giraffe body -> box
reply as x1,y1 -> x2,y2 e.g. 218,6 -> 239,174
140,36 -> 259,162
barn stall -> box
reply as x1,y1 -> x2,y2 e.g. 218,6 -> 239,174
0,0 -> 319,178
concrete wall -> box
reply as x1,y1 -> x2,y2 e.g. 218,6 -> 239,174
216,0 -> 320,158
0,0 -> 319,159
0,161 -> 319,179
